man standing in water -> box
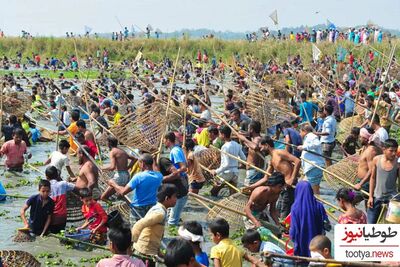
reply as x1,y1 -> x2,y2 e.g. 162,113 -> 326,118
0,129 -> 32,172
71,146 -> 100,199
100,137 -> 136,201
368,139 -> 399,223
354,128 -> 382,196
237,120 -> 265,186
245,136 -> 301,219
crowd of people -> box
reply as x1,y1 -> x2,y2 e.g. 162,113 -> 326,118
0,35 -> 399,266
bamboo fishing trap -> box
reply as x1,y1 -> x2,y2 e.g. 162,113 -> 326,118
245,90 -> 296,131
0,250 -> 40,267
336,115 -> 364,144
206,192 -> 249,230
322,155 -> 360,190
110,103 -> 167,154
3,92 -> 32,117
195,148 -> 221,181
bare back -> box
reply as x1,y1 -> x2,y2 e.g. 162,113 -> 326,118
110,147 -> 130,171
246,136 -> 264,169
249,186 -> 279,212
357,145 -> 382,179
270,150 -> 295,183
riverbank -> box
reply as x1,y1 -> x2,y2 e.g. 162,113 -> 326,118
0,37 -> 398,64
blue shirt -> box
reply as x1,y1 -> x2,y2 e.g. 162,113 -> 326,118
170,145 -> 187,177
30,128 -> 41,143
128,170 -> 163,207
26,194 -> 55,235
344,91 -> 354,115
195,252 -> 209,267
283,128 -> 302,157
299,101 -> 318,123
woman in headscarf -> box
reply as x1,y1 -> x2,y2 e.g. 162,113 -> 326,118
289,181 -> 329,257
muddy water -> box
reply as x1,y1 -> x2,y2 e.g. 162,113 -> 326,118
0,95 -> 341,266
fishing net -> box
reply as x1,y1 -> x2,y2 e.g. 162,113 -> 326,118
66,192 -> 85,223
3,92 -> 32,117
207,193 -> 249,230
195,148 -> 221,181
110,103 -> 167,154
322,155 -> 359,190
0,250 -> 40,267
13,229 -> 34,243
263,74 -> 289,90
97,170 -> 119,202
246,90 -> 295,131
336,115 -> 364,144
296,73 -> 312,88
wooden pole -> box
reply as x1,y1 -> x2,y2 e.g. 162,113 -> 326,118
199,163 -> 242,194
264,252 -> 385,267
301,157 -> 369,196
157,47 -> 181,161
369,44 -> 396,127
188,192 -> 289,248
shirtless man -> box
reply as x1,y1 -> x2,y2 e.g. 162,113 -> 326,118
354,128 -> 382,199
245,136 -> 301,218
100,136 -> 136,201
76,120 -> 95,143
237,120 -> 264,186
72,146 -> 100,199
244,172 -> 285,234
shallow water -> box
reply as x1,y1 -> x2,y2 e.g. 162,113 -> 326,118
0,92 -> 342,266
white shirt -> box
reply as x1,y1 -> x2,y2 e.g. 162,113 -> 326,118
301,133 -> 325,173
48,109 -> 60,122
371,127 -> 388,147
200,109 -> 212,121
49,151 -> 70,174
216,140 -> 246,175
63,111 -> 71,126
320,115 -> 337,143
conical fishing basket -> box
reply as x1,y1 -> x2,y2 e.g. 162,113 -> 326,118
3,92 -> 32,117
263,74 -> 288,90
0,250 -> 40,267
195,148 -> 221,181
336,115 -> 364,144
246,90 -> 295,131
107,201 -> 131,222
296,73 -> 312,88
207,193 -> 249,230
98,170 -> 119,202
110,103 -> 167,154
13,229 -> 34,243
322,155 -> 359,191
66,192 -> 85,223
40,127 -> 54,140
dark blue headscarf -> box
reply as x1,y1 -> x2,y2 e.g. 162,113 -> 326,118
289,181 -> 327,257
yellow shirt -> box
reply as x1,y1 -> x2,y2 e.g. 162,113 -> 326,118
194,128 -> 210,147
210,238 -> 244,267
113,112 -> 121,125
67,122 -> 78,152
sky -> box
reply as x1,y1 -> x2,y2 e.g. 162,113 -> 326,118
1,0 -> 399,36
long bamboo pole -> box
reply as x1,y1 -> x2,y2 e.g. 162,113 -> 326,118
301,157 -> 369,196
264,252 -> 384,267
188,192 -> 289,248
369,44 -> 396,127
157,47 -> 181,161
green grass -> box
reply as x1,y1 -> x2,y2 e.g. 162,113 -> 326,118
0,37 -> 398,66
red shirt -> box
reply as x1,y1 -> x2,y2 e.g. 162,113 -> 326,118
82,200 -> 107,233
84,140 -> 98,158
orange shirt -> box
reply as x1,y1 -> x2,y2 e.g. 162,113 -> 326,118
68,122 -> 78,152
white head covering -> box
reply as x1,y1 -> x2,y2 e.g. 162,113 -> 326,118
178,226 -> 204,242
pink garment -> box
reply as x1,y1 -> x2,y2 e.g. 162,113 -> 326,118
0,140 -> 27,168
96,255 -> 145,267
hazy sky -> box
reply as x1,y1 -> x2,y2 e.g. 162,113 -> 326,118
2,0 -> 399,36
